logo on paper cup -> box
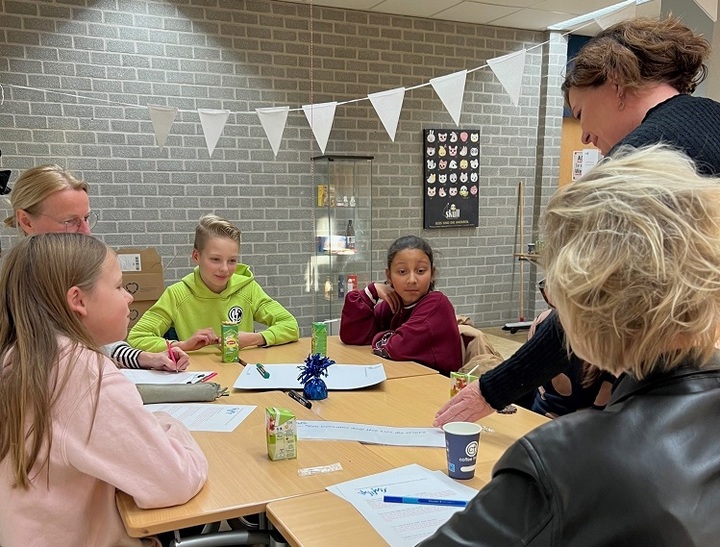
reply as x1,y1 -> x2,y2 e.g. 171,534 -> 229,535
465,441 -> 478,458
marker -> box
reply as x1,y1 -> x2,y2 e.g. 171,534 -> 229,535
382,496 -> 468,508
255,363 -> 270,379
288,390 -> 312,409
166,340 -> 178,373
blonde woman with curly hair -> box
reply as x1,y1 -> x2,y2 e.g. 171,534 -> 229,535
422,145 -> 720,546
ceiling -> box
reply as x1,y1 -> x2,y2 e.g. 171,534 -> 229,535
280,0 -> 661,34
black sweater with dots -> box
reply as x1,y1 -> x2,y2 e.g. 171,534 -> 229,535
480,93 -> 720,411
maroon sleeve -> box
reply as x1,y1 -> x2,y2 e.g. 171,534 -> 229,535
339,284 -> 393,344
371,291 -> 462,375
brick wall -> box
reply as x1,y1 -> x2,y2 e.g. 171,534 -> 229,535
0,0 -> 564,334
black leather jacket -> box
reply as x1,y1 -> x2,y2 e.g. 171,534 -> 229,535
420,355 -> 720,546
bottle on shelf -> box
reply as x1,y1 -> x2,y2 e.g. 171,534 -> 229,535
337,274 -> 345,299
345,219 -> 355,251
324,276 -> 333,301
347,274 -> 357,292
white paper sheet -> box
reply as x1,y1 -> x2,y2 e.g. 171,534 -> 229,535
144,403 -> 255,432
327,464 -> 477,547
233,364 -> 386,390
121,370 -> 216,385
298,420 -> 445,447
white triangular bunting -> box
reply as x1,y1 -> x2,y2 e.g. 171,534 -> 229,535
368,87 -> 406,142
595,2 -> 636,29
256,106 -> 289,158
487,50 -> 526,107
197,109 -> 230,158
147,104 -> 177,148
430,70 -> 467,126
693,0 -> 717,21
302,102 -> 337,155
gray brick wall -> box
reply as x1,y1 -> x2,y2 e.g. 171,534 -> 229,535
0,0 -> 565,335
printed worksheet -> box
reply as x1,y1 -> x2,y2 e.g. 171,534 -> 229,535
121,369 -> 216,385
233,363 -> 386,390
144,403 -> 255,432
327,464 -> 477,546
297,420 -> 445,447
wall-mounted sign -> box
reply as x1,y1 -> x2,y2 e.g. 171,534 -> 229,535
423,129 -> 479,229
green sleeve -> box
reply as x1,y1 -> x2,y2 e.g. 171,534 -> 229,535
250,281 -> 299,346
127,288 -> 177,353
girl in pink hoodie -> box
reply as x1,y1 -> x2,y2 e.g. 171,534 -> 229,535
0,234 -> 208,547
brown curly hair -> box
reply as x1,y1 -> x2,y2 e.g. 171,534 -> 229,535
562,15 -> 710,101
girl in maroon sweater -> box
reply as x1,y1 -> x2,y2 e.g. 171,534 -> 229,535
339,235 -> 462,375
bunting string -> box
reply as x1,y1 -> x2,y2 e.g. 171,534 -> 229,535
1,14 -> 617,158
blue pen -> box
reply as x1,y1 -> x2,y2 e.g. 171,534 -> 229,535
382,496 -> 468,508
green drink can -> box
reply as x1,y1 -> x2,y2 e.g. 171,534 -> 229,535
311,322 -> 327,356
221,321 -> 239,363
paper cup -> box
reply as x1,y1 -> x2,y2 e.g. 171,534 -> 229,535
443,422 -> 482,480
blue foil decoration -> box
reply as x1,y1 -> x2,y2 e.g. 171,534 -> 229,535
298,353 -> 335,400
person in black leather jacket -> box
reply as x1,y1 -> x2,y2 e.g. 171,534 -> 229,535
420,145 -> 720,546
434,14 -> 720,427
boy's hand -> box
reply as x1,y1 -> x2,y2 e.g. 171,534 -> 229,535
433,381 -> 494,427
139,348 -> 190,372
179,328 -> 221,351
374,282 -> 403,313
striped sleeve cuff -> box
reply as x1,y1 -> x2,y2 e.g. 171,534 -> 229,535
111,342 -> 142,369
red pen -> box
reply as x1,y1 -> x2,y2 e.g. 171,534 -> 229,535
201,372 -> 218,382
166,339 -> 178,373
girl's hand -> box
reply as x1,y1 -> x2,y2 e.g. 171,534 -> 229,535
139,348 -> 190,372
374,282 -> 403,313
179,328 -> 220,351
433,381 -> 494,427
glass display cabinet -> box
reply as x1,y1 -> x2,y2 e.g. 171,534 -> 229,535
310,155 -> 374,334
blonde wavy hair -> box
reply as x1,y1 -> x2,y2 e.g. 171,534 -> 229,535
194,214 -> 241,252
543,145 -> 720,379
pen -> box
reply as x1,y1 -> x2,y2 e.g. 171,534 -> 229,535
382,496 -> 468,508
237,356 -> 248,366
255,363 -> 270,379
166,340 -> 178,373
288,390 -> 312,409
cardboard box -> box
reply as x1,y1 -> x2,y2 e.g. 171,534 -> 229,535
116,247 -> 165,302
265,407 -> 297,461
128,300 -> 155,330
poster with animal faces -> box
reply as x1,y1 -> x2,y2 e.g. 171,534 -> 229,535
423,129 -> 480,229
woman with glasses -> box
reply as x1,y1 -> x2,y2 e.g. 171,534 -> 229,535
422,145 -> 720,546
3,164 -> 187,372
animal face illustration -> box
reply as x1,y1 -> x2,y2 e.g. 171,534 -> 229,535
459,172 -> 468,183
459,185 -> 469,197
438,187 -> 447,197
459,146 -> 468,156
449,187 -> 458,196
438,132 -> 447,142
427,159 -> 436,170
427,173 -> 436,183
470,185 -> 478,195
426,147 -> 435,156
449,173 -> 457,183
449,160 -> 458,170
460,131 -> 468,142
427,186 -> 436,197
459,159 -> 468,169
438,146 -> 446,157
470,158 -> 479,169
448,145 -> 458,156
470,147 -> 479,156
439,159 -> 447,170
470,133 -> 479,142
449,132 -> 458,142
470,172 -> 478,182
427,129 -> 436,142
439,173 -> 447,184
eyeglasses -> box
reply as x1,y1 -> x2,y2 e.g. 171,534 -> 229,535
33,211 -> 99,232
537,278 -> 554,308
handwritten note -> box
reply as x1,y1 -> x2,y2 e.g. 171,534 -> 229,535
327,464 -> 477,546
233,364 -> 386,390
121,369 -> 216,385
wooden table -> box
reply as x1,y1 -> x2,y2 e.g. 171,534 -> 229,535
267,375 -> 548,547
117,389 -> 396,537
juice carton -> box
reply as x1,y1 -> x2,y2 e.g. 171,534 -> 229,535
450,371 -> 479,397
221,321 -> 239,363
265,407 -> 297,461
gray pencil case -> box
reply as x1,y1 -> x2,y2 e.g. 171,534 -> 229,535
136,382 -> 228,404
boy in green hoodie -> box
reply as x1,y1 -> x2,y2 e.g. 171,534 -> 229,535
128,214 -> 299,353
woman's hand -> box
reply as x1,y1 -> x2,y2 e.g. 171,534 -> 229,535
433,381 -> 495,427
374,282 -> 403,313
178,328 -> 220,352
